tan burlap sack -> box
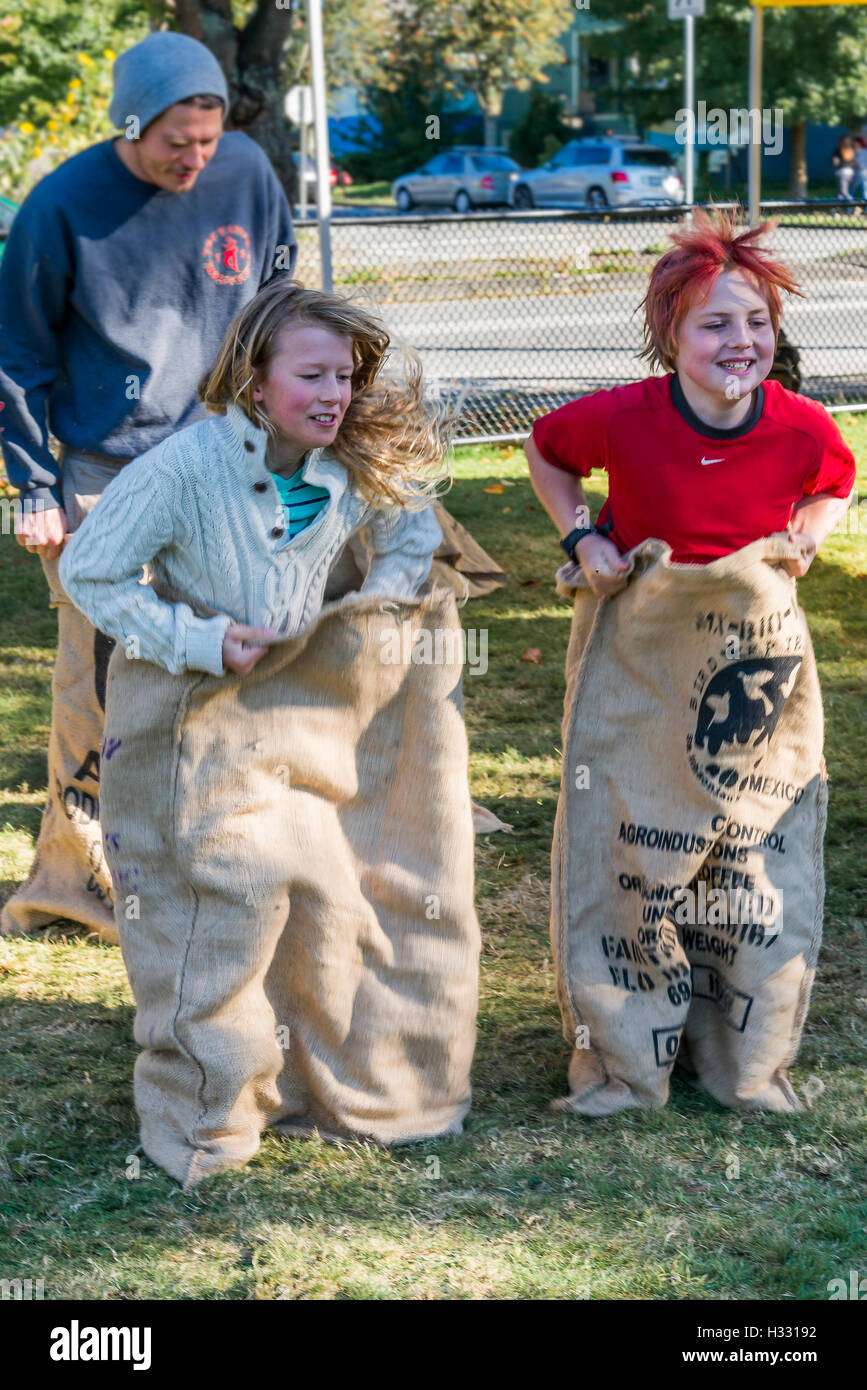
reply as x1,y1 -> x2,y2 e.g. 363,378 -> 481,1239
430,503 -> 506,599
99,583 -> 480,1187
1,455 -> 125,944
551,535 -> 826,1116
0,489 -> 501,947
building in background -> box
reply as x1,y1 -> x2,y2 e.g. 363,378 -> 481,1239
499,11 -> 627,142
327,10 -> 864,187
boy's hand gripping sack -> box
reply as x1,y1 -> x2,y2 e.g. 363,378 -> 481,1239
552,535 -> 826,1115
99,584 -> 480,1187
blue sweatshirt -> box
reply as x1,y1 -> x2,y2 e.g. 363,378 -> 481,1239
0,132 -> 296,510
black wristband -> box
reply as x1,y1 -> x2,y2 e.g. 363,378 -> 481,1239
560,526 -> 596,562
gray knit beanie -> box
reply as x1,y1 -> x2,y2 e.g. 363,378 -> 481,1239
109,32 -> 229,133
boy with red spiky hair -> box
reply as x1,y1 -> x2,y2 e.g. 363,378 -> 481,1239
525,208 -> 856,1117
526,208 -> 854,582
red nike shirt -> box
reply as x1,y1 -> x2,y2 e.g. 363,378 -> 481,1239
532,374 -> 856,564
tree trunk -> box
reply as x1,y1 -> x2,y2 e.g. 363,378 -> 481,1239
788,120 -> 808,199
173,0 -> 299,200
483,111 -> 498,148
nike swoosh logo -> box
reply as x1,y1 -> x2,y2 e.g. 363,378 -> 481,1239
701,457 -> 725,465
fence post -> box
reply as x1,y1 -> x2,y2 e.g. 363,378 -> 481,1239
748,4 -> 763,226
307,0 -> 334,292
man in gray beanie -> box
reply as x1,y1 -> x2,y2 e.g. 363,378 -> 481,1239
0,31 -> 296,940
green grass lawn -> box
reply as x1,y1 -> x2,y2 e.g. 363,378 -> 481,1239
1,419 -> 865,1300
333,181 -> 394,208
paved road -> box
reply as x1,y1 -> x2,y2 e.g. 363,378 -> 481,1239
296,215 -> 867,395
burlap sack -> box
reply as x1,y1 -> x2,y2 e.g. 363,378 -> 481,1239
430,503 -> 506,599
551,535 -> 826,1116
0,487 -> 501,947
99,583 -> 480,1187
1,455 -> 127,944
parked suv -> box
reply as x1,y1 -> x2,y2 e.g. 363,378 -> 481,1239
393,148 -> 520,212
512,139 -> 684,209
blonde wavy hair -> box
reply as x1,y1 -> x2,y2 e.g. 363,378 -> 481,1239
199,279 -> 451,508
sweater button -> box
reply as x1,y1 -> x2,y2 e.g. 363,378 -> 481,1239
271,526 -> 285,539
253,481 -> 267,492
244,440 -> 256,452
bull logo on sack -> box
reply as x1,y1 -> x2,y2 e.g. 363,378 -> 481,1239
687,656 -> 803,801
695,657 -> 802,757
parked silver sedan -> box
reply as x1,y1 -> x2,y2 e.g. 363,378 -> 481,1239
393,149 -> 521,213
512,139 -> 684,209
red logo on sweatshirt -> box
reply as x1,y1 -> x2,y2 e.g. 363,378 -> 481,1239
202,225 -> 252,285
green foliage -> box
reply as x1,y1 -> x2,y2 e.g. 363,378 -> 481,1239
0,0 -> 151,127
0,48 -> 119,203
351,0 -> 576,165
589,0 -> 867,129
428,0 -> 576,119
0,0 -> 393,200
508,85 -> 571,169
342,105 -> 481,186
342,8 -> 480,183
760,6 -> 867,126
348,0 -> 577,175
0,1 -> 152,201
541,132 -> 564,165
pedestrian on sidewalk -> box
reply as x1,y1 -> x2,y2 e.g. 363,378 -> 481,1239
831,134 -> 857,201
853,135 -> 867,201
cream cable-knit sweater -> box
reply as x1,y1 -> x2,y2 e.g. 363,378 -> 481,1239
59,403 -> 443,677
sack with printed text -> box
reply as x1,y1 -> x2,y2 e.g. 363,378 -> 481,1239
551,535 -> 826,1116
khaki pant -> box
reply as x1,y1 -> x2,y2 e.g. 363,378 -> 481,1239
1,453 -> 129,942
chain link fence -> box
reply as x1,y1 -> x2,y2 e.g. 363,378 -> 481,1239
294,202 -> 867,443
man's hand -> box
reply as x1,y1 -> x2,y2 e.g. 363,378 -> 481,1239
780,531 -> 817,578
222,624 -> 274,674
575,533 -> 630,596
15,506 -> 68,558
